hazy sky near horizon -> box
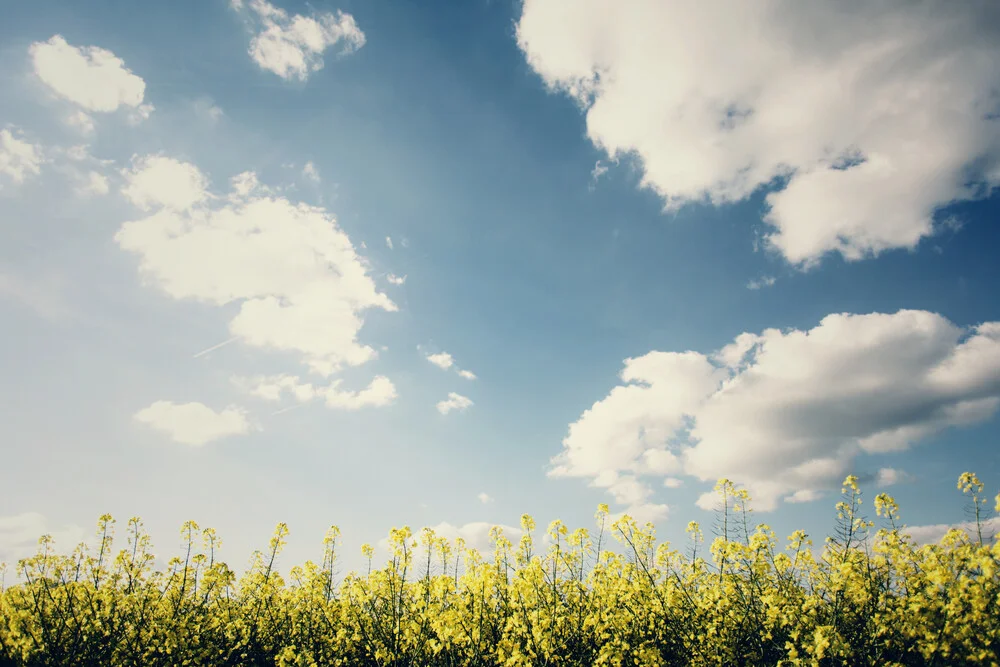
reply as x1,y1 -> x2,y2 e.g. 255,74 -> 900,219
2,0 -> 1000,579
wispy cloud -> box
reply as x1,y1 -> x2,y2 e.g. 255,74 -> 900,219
746,276 -> 776,290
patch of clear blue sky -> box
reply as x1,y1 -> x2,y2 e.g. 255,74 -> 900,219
1,0 -> 999,574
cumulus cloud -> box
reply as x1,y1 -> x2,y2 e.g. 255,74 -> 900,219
516,0 -> 1000,267
426,352 -> 454,370
115,157 -> 395,376
30,35 -> 147,115
134,401 -> 251,446
0,129 -> 43,185
235,373 -> 397,410
458,369 -> 477,381
0,512 -> 85,566
437,392 -> 473,415
477,492 -> 494,504
556,310 -> 1000,513
386,273 -> 406,286
233,0 -> 365,81
121,155 -> 209,211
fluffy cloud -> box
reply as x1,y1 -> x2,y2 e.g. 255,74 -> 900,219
134,401 -> 251,445
0,129 -> 43,185
120,155 -> 209,211
0,512 -> 85,566
477,492 -> 494,504
233,0 -> 365,81
236,373 -> 397,410
516,1 -> 1000,267
115,157 -> 395,376
437,392 -> 473,415
556,310 -> 1000,512
426,352 -> 454,370
458,369 -> 477,381
29,35 -> 147,114
386,273 -> 406,286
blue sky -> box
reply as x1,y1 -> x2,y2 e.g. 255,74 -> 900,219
1,0 -> 999,579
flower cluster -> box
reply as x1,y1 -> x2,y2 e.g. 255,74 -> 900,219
1,473 -> 999,666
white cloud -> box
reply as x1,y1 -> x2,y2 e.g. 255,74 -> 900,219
609,502 -> 670,526
302,161 -> 320,182
325,376 -> 397,410
134,401 -> 251,446
234,0 -> 365,81
116,158 -> 396,377
477,492 -> 493,504
377,521 -> 522,565
747,276 -> 776,290
556,310 -> 1000,512
385,236 -> 394,250
590,160 -> 609,186
121,155 -> 209,211
874,467 -> 907,487
437,392 -> 473,415
0,129 -> 43,185
0,513 -> 85,566
784,489 -> 823,504
904,517 -> 1000,547
426,352 -> 454,370
30,35 -> 146,114
76,171 -> 109,197
663,477 -> 683,488
425,350 -> 477,379
516,1 -> 1000,267
126,103 -> 155,126
229,170 -> 270,198
66,110 -> 95,135
386,273 -> 406,286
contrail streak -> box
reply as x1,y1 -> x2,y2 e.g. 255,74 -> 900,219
271,404 -> 306,416
193,336 -> 239,358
